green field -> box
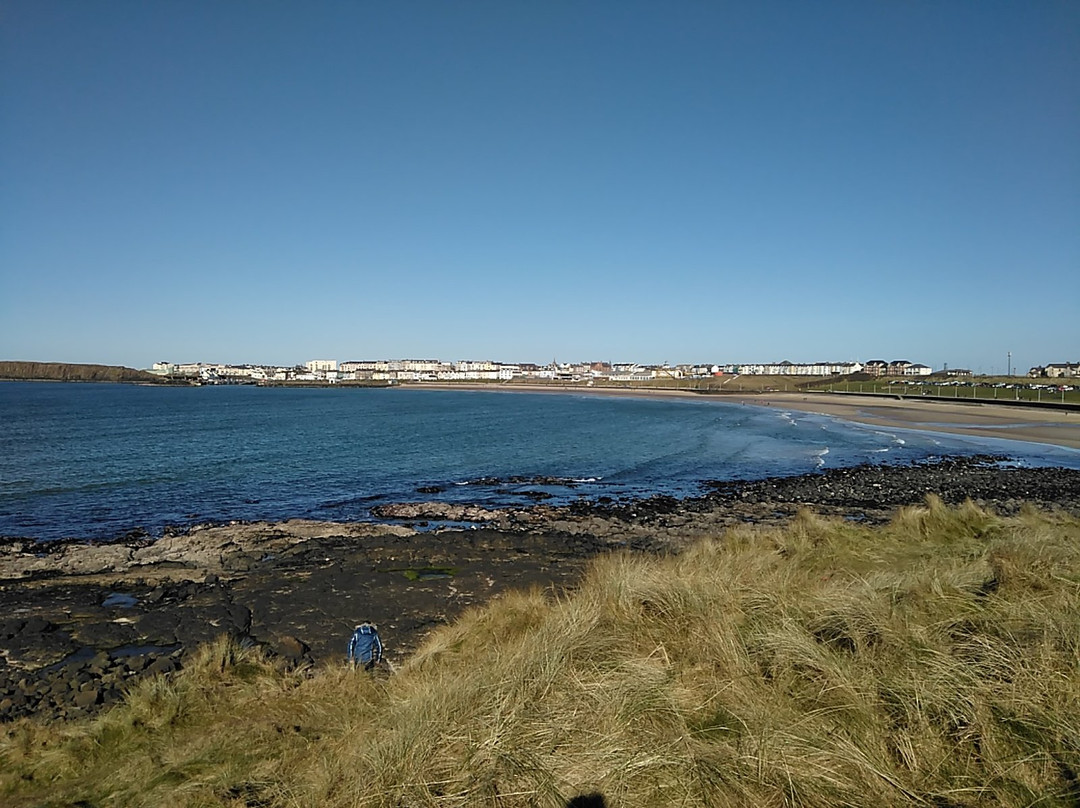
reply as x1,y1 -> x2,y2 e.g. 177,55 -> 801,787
806,377 -> 1080,406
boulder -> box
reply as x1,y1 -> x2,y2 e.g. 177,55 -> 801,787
145,657 -> 177,677
73,688 -> 100,709
228,603 -> 252,633
275,636 -> 310,663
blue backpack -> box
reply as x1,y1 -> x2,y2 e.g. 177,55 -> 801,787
348,623 -> 383,668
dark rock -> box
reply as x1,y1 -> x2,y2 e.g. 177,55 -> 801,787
19,616 -> 55,635
123,656 -> 150,673
145,657 -> 177,676
145,586 -> 166,604
177,581 -> 200,599
700,455 -> 1080,515
228,603 -> 252,633
276,636 -> 310,662
136,611 -> 180,644
72,620 -> 138,649
88,651 -> 112,673
73,688 -> 100,709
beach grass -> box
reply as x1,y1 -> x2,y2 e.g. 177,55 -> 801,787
3,498 -> 1079,807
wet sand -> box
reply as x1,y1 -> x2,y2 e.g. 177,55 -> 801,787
732,392 -> 1080,451
399,383 -> 1080,452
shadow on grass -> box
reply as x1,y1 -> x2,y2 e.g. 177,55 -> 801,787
566,794 -> 606,808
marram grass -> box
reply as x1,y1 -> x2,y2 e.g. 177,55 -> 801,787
3,497 -> 1080,807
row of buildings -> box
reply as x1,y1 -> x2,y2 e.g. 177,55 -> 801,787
150,358 -> 939,384
1029,362 -> 1079,379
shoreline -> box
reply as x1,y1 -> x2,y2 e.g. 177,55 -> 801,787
4,382 -> 1078,547
730,391 -> 1080,451
396,382 -> 1080,452
3,456 -> 1080,722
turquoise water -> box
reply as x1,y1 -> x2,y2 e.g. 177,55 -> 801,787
2,382 -> 1078,541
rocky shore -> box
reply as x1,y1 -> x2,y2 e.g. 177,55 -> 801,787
2,456 -> 1078,722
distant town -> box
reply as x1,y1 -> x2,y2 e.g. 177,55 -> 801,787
148,358 -> 1080,385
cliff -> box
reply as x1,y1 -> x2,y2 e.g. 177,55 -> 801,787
0,361 -> 165,384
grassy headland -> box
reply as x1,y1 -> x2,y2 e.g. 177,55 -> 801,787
3,499 -> 1079,807
0,361 -> 166,384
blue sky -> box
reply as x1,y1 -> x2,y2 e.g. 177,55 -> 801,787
2,1 -> 1077,374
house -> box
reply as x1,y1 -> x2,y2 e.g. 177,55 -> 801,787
653,365 -> 683,379
1044,362 -> 1079,379
903,364 -> 933,376
863,360 -> 888,377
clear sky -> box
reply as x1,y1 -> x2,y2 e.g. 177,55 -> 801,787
2,1 -> 1077,374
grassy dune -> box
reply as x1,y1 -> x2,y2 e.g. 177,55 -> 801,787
3,499 -> 1080,807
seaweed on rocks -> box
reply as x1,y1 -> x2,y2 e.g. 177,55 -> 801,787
702,455 -> 1080,513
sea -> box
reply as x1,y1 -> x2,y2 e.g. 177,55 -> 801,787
3,381 -> 1079,542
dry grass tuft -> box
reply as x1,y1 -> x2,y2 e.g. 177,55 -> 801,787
3,500 -> 1079,806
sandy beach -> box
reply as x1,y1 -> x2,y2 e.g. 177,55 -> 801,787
400,383 -> 1080,452
732,392 -> 1080,452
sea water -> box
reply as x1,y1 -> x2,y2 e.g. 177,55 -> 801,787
2,382 -> 1078,541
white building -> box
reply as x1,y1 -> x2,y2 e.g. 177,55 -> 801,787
722,361 -> 863,376
903,363 -> 933,376
1045,363 -> 1079,379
